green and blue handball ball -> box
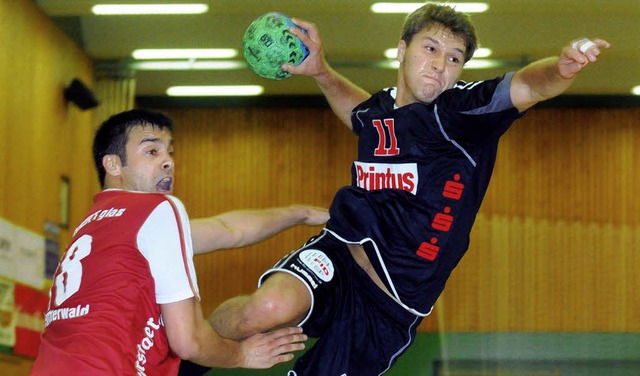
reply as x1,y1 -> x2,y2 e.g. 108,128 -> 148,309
242,12 -> 310,80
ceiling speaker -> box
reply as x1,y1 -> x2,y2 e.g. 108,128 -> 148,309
64,78 -> 99,110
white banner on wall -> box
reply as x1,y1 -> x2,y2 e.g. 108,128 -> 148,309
13,227 -> 44,289
0,278 -> 15,347
0,219 -> 16,280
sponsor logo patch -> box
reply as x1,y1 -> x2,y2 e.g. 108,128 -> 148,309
299,249 -> 334,282
354,161 -> 418,194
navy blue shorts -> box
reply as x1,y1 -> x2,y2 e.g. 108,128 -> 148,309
259,229 -> 422,376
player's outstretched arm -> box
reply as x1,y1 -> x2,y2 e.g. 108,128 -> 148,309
511,37 -> 610,112
190,205 -> 329,254
162,298 -> 306,369
282,18 -> 370,129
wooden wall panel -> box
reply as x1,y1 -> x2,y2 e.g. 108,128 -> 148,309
0,0 -> 97,248
482,108 -> 640,224
0,0 -> 97,372
95,76 -> 136,124
440,214 -> 640,332
167,106 -> 640,333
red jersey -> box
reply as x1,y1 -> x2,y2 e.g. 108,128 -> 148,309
32,190 -> 199,376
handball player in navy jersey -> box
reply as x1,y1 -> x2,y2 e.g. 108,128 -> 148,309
205,4 -> 609,375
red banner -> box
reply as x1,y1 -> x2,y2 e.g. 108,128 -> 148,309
13,283 -> 48,358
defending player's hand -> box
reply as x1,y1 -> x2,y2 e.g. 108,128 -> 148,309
558,38 -> 610,79
282,18 -> 330,79
239,326 -> 307,369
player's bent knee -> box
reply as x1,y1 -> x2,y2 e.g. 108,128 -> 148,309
243,275 -> 311,330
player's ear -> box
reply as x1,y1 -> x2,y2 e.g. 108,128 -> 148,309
102,154 -> 122,177
396,39 -> 407,64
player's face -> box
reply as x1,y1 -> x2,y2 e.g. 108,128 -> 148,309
120,125 -> 175,194
396,24 -> 466,106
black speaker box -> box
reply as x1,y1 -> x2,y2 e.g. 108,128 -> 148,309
64,78 -> 99,110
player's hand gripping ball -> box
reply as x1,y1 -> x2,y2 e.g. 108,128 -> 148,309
242,12 -> 310,80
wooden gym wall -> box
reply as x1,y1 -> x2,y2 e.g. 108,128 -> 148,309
166,105 -> 640,334
0,1 -> 97,245
2,1 -> 637,374
0,1 -> 96,373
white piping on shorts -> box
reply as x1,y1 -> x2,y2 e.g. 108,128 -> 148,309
324,228 -> 434,317
379,314 -> 421,375
258,244 -> 319,327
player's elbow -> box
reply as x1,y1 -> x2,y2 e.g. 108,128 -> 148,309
169,334 -> 202,360
162,298 -> 223,364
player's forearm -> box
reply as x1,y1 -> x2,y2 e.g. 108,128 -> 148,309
512,35 -> 611,112
217,205 -> 324,246
313,67 -> 370,128
186,329 -> 244,368
523,57 -> 574,99
191,205 -> 328,254
511,57 -> 574,112
163,299 -> 244,368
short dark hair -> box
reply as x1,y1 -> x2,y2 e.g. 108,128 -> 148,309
400,3 -> 478,63
92,108 -> 174,188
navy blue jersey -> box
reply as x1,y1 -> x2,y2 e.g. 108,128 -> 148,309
326,72 -> 523,315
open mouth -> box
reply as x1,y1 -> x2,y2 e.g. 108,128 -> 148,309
156,177 -> 173,193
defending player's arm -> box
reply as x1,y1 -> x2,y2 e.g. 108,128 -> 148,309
283,18 -> 370,128
190,205 -> 329,254
162,298 -> 306,368
149,198 -> 307,368
511,37 -> 610,112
